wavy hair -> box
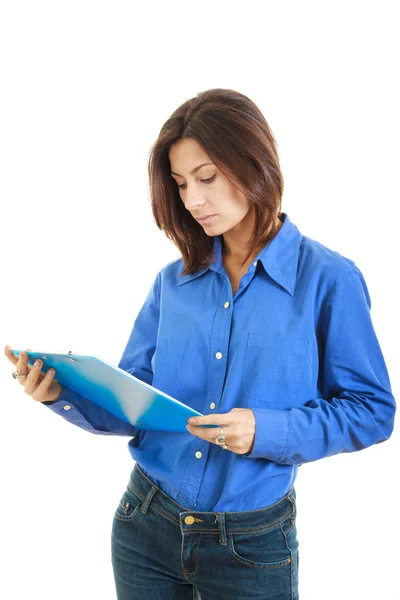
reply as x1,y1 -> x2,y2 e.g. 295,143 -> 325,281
148,88 -> 284,275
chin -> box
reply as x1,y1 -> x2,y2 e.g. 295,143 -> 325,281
204,220 -> 233,235
204,226 -> 225,237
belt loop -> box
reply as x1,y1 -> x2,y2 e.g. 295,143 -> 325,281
287,486 -> 296,507
140,486 -> 158,514
215,513 -> 227,546
287,489 -> 296,522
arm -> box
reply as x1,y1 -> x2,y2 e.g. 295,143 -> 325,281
42,272 -> 161,437
247,268 -> 396,464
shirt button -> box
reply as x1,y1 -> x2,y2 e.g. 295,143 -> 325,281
224,301 -> 230,308
210,402 -> 216,409
253,261 -> 257,267
63,405 -> 71,411
215,352 -> 223,359
195,451 -> 202,459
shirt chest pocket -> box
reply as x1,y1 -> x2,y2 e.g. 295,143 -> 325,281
241,333 -> 309,408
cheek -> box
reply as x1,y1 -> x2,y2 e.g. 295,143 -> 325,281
216,185 -> 248,212
228,186 -> 251,213
228,199 -> 252,222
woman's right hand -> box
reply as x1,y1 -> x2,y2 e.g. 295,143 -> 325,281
4,346 -> 63,402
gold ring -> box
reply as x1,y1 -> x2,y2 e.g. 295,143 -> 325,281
12,370 -> 28,380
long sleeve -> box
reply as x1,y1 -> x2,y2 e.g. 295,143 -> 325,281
42,272 -> 161,437
247,267 -> 396,464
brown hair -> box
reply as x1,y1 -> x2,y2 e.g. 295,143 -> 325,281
147,88 -> 284,275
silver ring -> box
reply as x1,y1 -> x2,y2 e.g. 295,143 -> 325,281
215,427 -> 229,450
12,369 -> 28,380
215,427 -> 226,444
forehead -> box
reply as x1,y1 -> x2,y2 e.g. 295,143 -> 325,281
168,138 -> 211,170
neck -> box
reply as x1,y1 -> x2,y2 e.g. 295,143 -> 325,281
222,214 -> 283,264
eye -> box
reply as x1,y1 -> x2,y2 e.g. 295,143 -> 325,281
177,174 -> 216,190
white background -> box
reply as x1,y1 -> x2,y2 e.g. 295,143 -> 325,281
1,2 -> 399,599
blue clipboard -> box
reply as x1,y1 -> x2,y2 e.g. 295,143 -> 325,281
11,350 -> 218,433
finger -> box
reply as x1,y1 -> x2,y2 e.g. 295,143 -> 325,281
16,350 -> 31,385
186,424 -> 240,454
186,423 -> 208,442
187,413 -> 234,427
4,345 -> 20,367
4,346 -> 34,367
24,358 -> 46,395
187,423 -> 233,445
32,367 -> 56,402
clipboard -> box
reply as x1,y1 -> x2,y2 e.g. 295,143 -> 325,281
11,349 -> 217,432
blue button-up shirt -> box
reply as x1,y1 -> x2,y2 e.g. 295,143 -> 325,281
46,213 -> 396,511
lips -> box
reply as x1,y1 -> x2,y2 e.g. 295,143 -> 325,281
195,214 -> 216,222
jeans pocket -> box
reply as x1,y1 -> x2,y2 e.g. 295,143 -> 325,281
114,486 -> 141,523
228,521 -> 292,569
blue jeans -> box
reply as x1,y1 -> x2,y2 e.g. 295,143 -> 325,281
111,464 -> 299,599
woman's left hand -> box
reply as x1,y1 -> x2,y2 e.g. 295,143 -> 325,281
186,408 -> 256,455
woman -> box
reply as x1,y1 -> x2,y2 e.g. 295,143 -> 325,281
5,88 -> 396,600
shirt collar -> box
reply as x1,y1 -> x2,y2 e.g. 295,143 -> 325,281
177,212 -> 303,296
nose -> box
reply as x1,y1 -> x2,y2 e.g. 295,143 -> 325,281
183,188 -> 205,212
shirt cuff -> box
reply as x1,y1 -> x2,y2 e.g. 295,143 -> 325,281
41,387 -> 104,434
246,408 -> 290,461
41,386 -> 137,437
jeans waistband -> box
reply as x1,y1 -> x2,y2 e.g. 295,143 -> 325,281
128,463 -> 296,538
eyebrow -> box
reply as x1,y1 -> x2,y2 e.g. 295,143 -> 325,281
170,162 -> 213,177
